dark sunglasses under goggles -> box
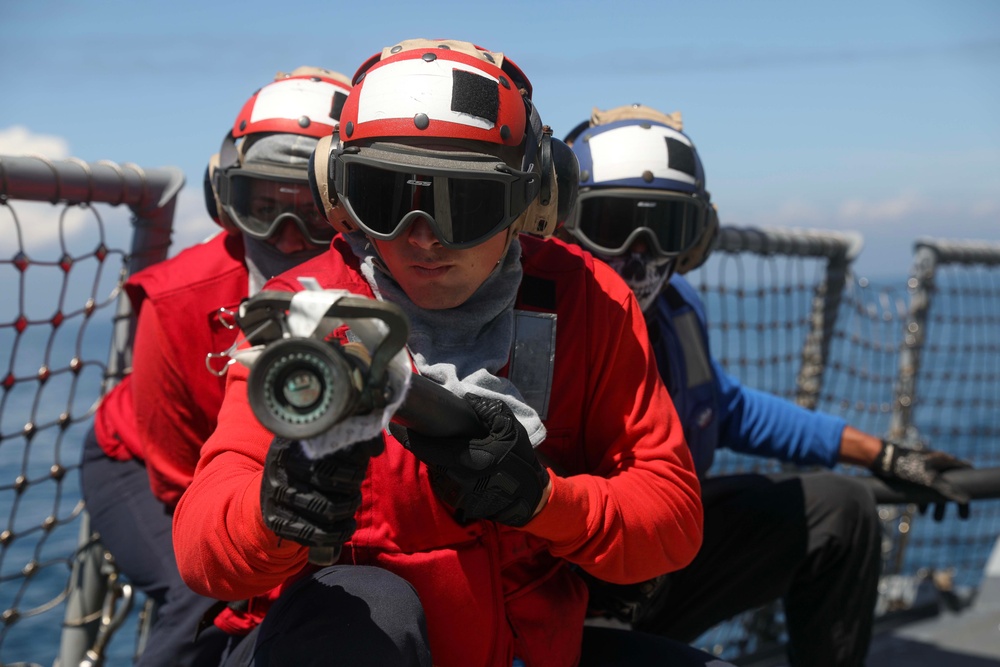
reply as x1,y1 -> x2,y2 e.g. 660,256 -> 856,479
564,188 -> 710,257
332,145 -> 540,249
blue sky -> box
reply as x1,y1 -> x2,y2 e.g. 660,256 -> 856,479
1,0 -> 998,278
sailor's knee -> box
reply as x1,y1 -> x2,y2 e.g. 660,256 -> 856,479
320,564 -> 425,617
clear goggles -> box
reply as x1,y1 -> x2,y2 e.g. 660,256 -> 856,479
332,145 -> 540,249
219,166 -> 335,246
565,188 -> 710,257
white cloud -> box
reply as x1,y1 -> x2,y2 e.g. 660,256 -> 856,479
729,190 -> 999,277
1,128 -> 220,258
0,125 -> 70,159
970,199 -> 1000,218
832,192 -> 1000,246
759,200 -> 828,227
743,190 -> 999,232
1,126 -> 83,250
837,191 -> 926,223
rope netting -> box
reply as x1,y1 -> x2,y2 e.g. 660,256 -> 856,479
0,157 -> 996,665
882,253 -> 1000,591
0,155 -> 181,666
688,233 -> 1000,660
0,197 -> 131,662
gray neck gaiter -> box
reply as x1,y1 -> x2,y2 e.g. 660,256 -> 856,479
344,231 -> 546,446
243,235 -> 326,295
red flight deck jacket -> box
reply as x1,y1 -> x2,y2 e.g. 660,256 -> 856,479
173,234 -> 703,667
93,232 -> 248,509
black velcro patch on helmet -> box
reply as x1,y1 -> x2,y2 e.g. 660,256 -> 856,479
451,69 -> 499,123
665,137 -> 696,177
330,91 -> 348,121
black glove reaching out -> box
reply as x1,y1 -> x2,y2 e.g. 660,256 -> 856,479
869,440 -> 972,520
401,394 -> 550,527
260,436 -> 383,556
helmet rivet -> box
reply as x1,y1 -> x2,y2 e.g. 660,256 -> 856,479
581,170 -> 590,182
642,170 -> 654,182
500,125 -> 511,140
298,116 -> 311,128
390,45 -> 403,53
345,121 -> 354,138
310,76 -> 321,82
438,44 -> 451,49
482,52 -> 495,63
498,75 -> 510,89
640,122 -> 652,129
582,134 -> 590,143
239,120 -> 247,131
422,52 -> 437,62
414,113 -> 430,130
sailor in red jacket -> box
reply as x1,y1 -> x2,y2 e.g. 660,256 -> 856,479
80,67 -> 352,665
173,40 -> 722,667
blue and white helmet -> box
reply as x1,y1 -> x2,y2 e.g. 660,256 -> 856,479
563,104 -> 719,309
570,111 -> 704,196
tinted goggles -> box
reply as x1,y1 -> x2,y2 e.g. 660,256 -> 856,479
565,188 -> 709,257
220,168 -> 335,246
332,146 -> 540,249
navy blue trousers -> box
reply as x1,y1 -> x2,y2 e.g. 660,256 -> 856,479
633,471 -> 881,667
220,565 -> 432,667
221,564 -> 732,667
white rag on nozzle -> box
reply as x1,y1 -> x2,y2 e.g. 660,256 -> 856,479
234,277 -> 412,458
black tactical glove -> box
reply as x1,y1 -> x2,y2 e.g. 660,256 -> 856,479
870,440 -> 972,520
400,394 -> 549,527
260,436 -> 383,555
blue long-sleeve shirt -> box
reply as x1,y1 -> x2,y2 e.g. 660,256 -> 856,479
648,275 -> 845,478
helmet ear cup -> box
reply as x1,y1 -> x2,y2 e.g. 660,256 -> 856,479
204,153 -> 238,234
308,134 -> 357,234
513,99 -> 567,238
515,135 -> 580,237
676,204 -> 719,275
516,133 -> 558,238
306,138 -> 329,221
551,138 -> 579,225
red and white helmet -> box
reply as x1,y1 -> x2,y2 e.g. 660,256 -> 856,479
308,40 -> 578,247
230,67 -> 351,141
340,42 -> 528,150
205,67 -> 352,244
